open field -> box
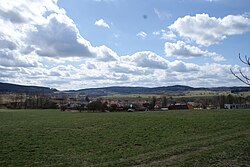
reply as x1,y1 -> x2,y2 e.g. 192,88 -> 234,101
0,109 -> 250,166
101,90 -> 250,99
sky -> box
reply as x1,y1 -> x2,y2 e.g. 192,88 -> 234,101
0,0 -> 250,90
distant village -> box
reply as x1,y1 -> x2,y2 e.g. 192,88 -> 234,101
1,91 -> 250,112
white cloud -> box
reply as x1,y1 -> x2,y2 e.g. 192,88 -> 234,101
0,38 -> 17,50
153,29 -> 176,41
154,8 -> 171,20
93,45 -> 119,61
122,51 -> 169,69
136,31 -> 147,39
111,63 -> 150,76
0,0 -> 64,25
0,0 -> 120,63
0,49 -> 38,67
94,19 -> 110,28
152,31 -> 160,36
29,13 -> 94,58
0,51 -> 245,89
169,60 -> 199,72
165,41 -> 225,62
0,0 -> 248,89
169,13 -> 250,46
206,0 -> 220,2
161,31 -> 176,40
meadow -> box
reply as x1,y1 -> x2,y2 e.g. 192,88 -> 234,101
101,90 -> 249,100
0,109 -> 249,166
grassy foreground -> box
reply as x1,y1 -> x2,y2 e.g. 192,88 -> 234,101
0,109 -> 249,166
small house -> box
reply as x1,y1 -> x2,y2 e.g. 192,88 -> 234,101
224,104 -> 250,109
168,104 -> 189,110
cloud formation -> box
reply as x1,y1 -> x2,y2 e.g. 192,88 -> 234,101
30,14 -> 94,58
0,1 -> 247,89
165,41 -> 225,62
154,8 -> 172,20
153,29 -> 176,41
169,13 -> 250,46
169,60 -> 199,73
136,31 -> 147,39
205,0 -> 220,2
94,19 -> 110,28
122,51 -> 169,69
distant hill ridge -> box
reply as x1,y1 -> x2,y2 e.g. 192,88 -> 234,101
74,85 -> 197,95
0,82 -> 249,95
0,82 -> 57,93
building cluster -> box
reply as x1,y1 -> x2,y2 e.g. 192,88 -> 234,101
224,103 -> 250,109
100,98 -> 196,111
1,92 -> 250,111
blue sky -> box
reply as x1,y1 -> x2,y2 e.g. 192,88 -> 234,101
0,0 -> 250,90
58,0 -> 250,63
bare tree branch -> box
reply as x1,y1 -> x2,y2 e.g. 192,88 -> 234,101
239,53 -> 250,66
230,68 -> 250,86
239,69 -> 250,81
231,54 -> 250,86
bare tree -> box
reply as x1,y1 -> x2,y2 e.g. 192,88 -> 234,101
230,54 -> 250,86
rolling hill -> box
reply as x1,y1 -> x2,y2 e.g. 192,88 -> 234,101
0,82 -> 249,95
0,82 -> 57,93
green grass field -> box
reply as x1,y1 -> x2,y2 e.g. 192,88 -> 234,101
101,91 -> 250,100
1,109 -> 249,166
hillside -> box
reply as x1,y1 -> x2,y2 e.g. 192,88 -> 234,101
73,85 -> 250,96
0,82 -> 57,93
0,82 -> 249,95
73,85 -> 196,96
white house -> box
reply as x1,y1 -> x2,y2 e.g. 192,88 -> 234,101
224,104 -> 250,109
